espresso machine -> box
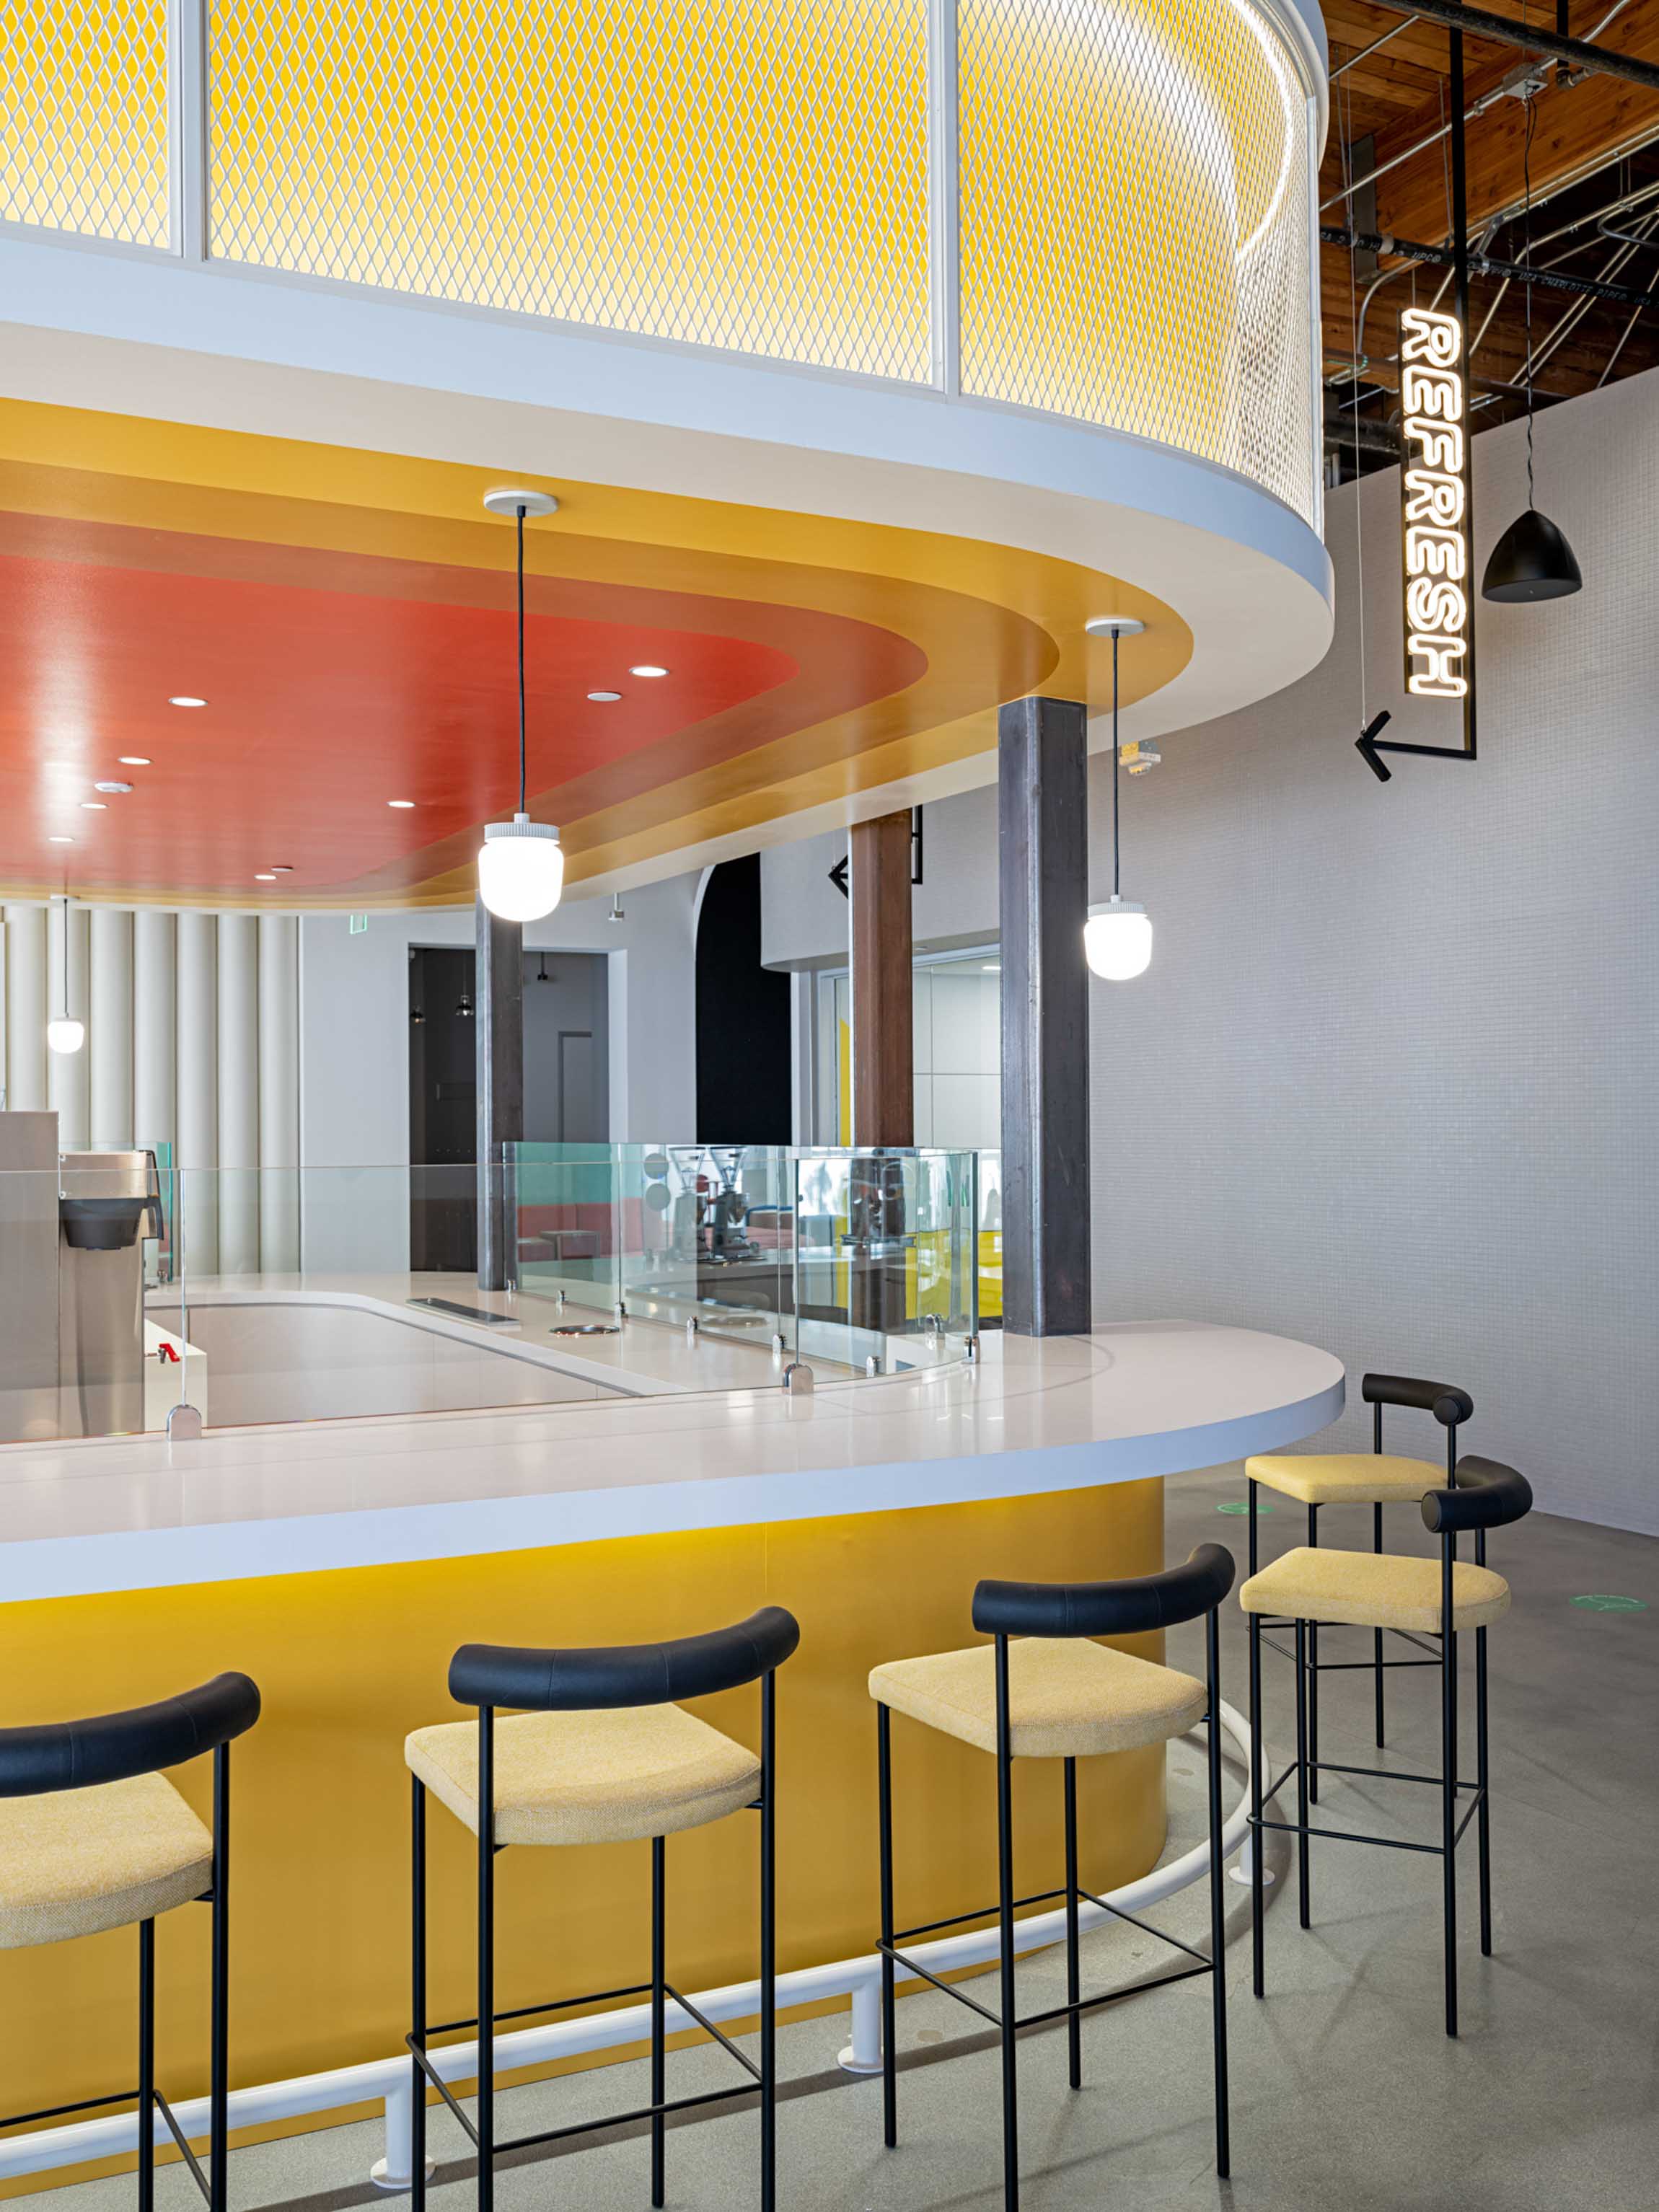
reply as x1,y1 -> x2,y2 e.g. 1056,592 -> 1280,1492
0,1113 -> 162,1440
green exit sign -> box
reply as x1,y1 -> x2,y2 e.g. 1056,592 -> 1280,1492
349,914 -> 368,935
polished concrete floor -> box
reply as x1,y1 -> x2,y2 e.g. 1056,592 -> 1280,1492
19,1466 -> 1659,2211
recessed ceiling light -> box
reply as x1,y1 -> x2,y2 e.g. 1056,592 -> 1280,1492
628,665 -> 669,679
255,873 -> 278,881
168,695 -> 208,708
94,780 -> 132,794
48,835 -> 72,845
587,690 -> 622,703
387,798 -> 415,809
118,756 -> 151,767
80,801 -> 106,811
268,865 -> 294,873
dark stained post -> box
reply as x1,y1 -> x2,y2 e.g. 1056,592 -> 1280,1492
848,811 -> 914,1341
850,811 -> 915,1146
998,697 -> 1091,1336
475,896 -> 524,1292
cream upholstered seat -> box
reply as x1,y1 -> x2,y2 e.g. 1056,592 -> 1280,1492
1246,1452 -> 1443,1507
868,1637 -> 1206,1761
1238,1547 -> 1510,1636
0,1772 -> 213,1950
405,1703 -> 762,1847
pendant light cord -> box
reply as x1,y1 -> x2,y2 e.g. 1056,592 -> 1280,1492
516,503 -> 528,816
1111,627 -> 1122,899
1522,81 -> 1536,507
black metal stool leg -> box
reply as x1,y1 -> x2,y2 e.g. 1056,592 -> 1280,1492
1476,1531 -> 1492,1957
1063,1759 -> 1081,2091
1205,1606 -> 1230,2179
994,1635 -> 1019,2212
1293,1619 -> 1310,1929
1440,1555 -> 1458,2039
877,1703 -> 897,2149
651,1837 -> 666,2209
208,1745 -> 230,2212
137,1920 -> 155,2212
411,1780 -> 427,2212
1249,1608 -> 1264,1999
1306,1506 -> 1320,1805
477,1706 -> 496,2212
760,1669 -> 777,2212
1373,1503 -> 1386,1749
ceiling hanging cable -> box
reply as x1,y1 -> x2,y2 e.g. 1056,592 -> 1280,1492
1483,18 -> 1584,600
477,487 -> 565,921
1083,619 -> 1152,982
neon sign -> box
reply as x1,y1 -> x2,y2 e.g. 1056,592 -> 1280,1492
1399,306 -> 1471,700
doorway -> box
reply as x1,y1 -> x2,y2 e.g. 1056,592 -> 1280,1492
408,945 -> 611,1272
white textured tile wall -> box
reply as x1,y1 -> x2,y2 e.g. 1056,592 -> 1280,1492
1091,366 -> 1659,1534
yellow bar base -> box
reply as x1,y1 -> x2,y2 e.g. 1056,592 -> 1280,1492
0,1477 -> 1166,2170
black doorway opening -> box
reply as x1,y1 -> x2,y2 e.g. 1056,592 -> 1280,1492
695,857 -> 791,1142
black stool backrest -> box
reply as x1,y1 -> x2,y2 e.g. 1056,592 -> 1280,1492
1362,1372 -> 1474,1429
449,1605 -> 801,1711
972,1544 -> 1235,1639
0,1673 -> 261,1799
1421,1455 -> 1532,1535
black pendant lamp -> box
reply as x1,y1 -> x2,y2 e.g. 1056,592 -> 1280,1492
1482,507 -> 1582,602
1482,94 -> 1582,604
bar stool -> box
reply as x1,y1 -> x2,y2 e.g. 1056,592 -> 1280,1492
405,1607 -> 799,2212
868,1546 -> 1235,2210
1246,1371 -> 1472,1796
0,1673 -> 262,2212
1240,1454 -> 1531,2035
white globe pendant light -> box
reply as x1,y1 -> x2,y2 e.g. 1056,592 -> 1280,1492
1084,896 -> 1153,981
478,488 -> 563,922
1082,616 -> 1153,981
478,815 -> 564,922
47,893 -> 84,1054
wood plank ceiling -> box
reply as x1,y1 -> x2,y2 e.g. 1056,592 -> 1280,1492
1321,0 -> 1659,474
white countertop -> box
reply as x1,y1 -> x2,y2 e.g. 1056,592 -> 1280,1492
0,1323 -> 1345,1600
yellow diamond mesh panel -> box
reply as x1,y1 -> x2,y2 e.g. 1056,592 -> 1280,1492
958,0 -> 1315,524
0,0 -> 168,244
208,0 -> 931,381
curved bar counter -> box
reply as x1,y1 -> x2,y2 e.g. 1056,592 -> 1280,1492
0,1321 -> 1342,2167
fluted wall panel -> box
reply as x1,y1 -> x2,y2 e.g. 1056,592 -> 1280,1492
5,902 -> 304,1271
133,908 -> 177,1152
216,912 -> 260,1274
258,914 -> 300,1272
46,899 -> 90,1148
176,909 -> 220,1277
88,906 -> 134,1147
2,905 -> 46,1112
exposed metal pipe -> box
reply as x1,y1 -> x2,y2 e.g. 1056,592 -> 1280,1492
1331,17 -> 1414,79
1323,409 -> 1404,457
1362,0 -> 1659,94
1321,222 -> 1659,308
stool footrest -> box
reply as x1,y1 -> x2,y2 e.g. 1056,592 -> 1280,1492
876,1882 -> 1215,2037
406,1971 -> 765,2158
1249,1781 -> 1487,1862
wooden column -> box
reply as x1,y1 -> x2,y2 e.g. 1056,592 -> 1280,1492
998,697 -> 1091,1336
850,811 -> 914,1146
849,811 -> 913,1342
475,897 -> 524,1292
